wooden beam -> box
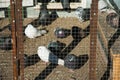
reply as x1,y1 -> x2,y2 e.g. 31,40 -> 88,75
10,0 -> 18,80
89,0 -> 98,80
98,22 -> 108,48
15,0 -> 24,80
34,3 -> 82,10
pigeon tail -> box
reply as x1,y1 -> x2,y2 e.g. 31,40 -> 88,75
58,59 -> 64,65
37,30 -> 47,36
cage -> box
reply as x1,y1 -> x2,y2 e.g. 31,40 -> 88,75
0,0 -> 120,80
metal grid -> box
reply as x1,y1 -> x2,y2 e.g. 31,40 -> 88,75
0,0 -> 120,80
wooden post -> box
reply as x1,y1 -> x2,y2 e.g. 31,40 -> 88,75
89,0 -> 98,80
15,0 -> 24,80
10,0 -> 19,80
11,0 -> 24,80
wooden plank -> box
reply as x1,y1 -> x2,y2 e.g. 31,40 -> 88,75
34,3 -> 82,10
15,0 -> 24,80
97,38 -> 108,79
89,0 -> 98,80
112,54 -> 120,80
10,0 -> 19,80
98,22 -> 108,49
0,0 -> 34,8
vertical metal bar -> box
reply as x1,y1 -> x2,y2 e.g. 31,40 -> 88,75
15,0 -> 24,80
89,0 -> 98,80
10,0 -> 19,80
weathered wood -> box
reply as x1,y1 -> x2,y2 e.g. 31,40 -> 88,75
89,0 -> 98,80
112,54 -> 120,80
98,22 -> 108,49
0,0 -> 34,8
10,0 -> 18,80
34,3 -> 82,10
15,0 -> 24,80
98,12 -> 120,80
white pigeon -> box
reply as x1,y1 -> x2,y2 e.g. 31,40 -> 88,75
98,0 -> 108,12
25,24 -> 47,38
37,46 -> 64,65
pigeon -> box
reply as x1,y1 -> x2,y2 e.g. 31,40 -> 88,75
61,0 -> 71,12
54,27 -> 71,38
0,36 -> 12,50
64,54 -> 79,69
47,40 -> 66,53
106,12 -> 119,28
37,46 -> 64,65
98,0 -> 108,12
39,5 -> 50,21
24,24 -> 47,38
75,7 -> 90,22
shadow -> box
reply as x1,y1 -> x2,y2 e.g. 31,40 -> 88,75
59,39 -> 81,59
101,19 -> 120,80
100,51 -> 112,80
34,63 -> 58,80
0,68 -> 2,80
18,54 -> 40,76
34,25 -> 90,80
25,54 -> 40,67
71,25 -> 90,39
108,28 -> 120,49
0,24 -> 11,32
76,54 -> 89,69
29,10 -> 58,27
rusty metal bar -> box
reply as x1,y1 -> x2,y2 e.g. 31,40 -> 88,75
15,0 -> 24,80
10,0 -> 19,80
89,0 -> 98,80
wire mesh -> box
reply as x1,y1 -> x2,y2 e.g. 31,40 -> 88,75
0,0 -> 120,80
0,0 -> 13,80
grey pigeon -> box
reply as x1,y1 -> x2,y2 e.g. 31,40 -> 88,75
75,7 -> 90,22
64,54 -> 79,69
106,12 -> 119,28
0,36 -> 12,50
61,0 -> 71,12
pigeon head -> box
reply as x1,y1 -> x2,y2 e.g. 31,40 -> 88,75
98,0 -> 108,12
38,46 -> 46,50
75,7 -> 90,22
0,36 -> 12,50
47,40 -> 66,53
54,27 -> 70,38
64,54 -> 79,69
106,12 -> 119,28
